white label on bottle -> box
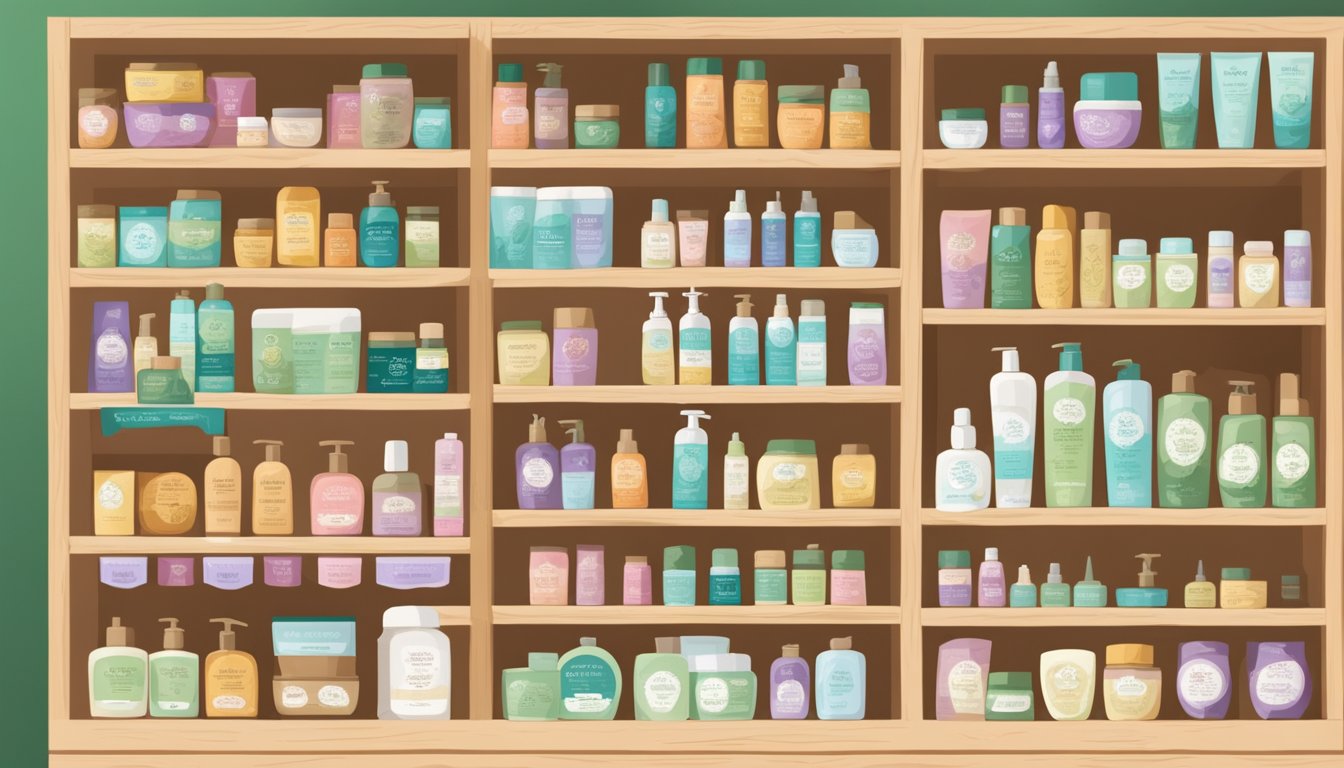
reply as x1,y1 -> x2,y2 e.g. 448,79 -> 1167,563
771,463 -> 806,482
406,220 -> 438,244
1052,397 -> 1087,426
1164,418 -> 1207,467
501,106 -> 527,125
397,644 -> 441,690
1178,659 -> 1226,705
990,693 -> 1032,713
643,670 -> 682,713
948,459 -> 978,491
1244,263 -> 1277,294
1275,443 -> 1310,481
1107,409 -> 1145,449
318,685 -> 351,708
522,457 -> 555,488
98,480 -> 124,510
948,660 -> 984,714
1165,264 -> 1196,292
999,412 -> 1030,444
841,468 -> 866,489
1255,660 -> 1305,706
1219,443 -> 1260,485
281,685 -> 309,708
776,679 -> 805,706
1051,662 -> 1082,691
82,109 -> 110,136
1116,264 -> 1147,290
97,329 -> 128,365
212,695 -> 246,710
381,495 -> 417,516
696,676 -> 730,713
1113,674 -> 1147,698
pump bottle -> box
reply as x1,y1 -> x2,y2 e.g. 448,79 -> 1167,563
1272,372 -> 1315,508
205,618 -> 257,718
1157,370 -> 1212,508
533,62 -> 568,149
641,199 -> 676,268
251,439 -> 293,535
724,190 -> 752,267
360,180 -> 400,267
672,410 -> 711,509
311,440 -> 364,535
794,191 -> 822,268
204,435 -> 242,534
935,407 -> 992,512
642,292 -> 675,385
149,618 -> 199,717
679,289 -> 712,384
517,414 -> 562,510
558,419 -> 596,510
133,312 -> 158,389
727,294 -> 760,385
1103,359 -> 1153,507
764,294 -> 797,386
724,432 -> 750,510
1037,60 -> 1066,148
1115,553 -> 1168,607
1044,342 -> 1095,507
611,429 -> 649,509
89,617 -> 148,718
761,191 -> 787,267
372,440 -> 422,536
1218,381 -> 1267,508
989,346 -> 1036,508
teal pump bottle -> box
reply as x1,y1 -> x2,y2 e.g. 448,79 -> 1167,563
1156,370 -> 1212,508
794,191 -> 822,268
645,63 -> 677,149
1009,564 -> 1038,607
764,294 -> 797,385
1218,380 -> 1267,508
1272,373 -> 1316,508
1044,342 -> 1096,507
1103,359 -> 1152,507
359,180 -> 400,267
195,282 -> 234,393
672,410 -> 711,509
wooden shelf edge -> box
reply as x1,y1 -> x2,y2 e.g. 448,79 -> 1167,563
490,267 -> 902,289
69,148 -> 471,169
68,17 -> 474,39
492,605 -> 901,624
493,508 -> 900,527
489,148 -> 899,169
69,536 -> 471,555
922,308 -> 1326,326
69,393 -> 472,411
921,607 -> 1327,627
69,267 -> 472,289
921,148 -> 1326,170
493,385 -> 902,404
920,507 -> 1328,526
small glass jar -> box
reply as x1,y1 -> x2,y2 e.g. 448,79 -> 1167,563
412,97 -> 452,149
1112,238 -> 1152,308
574,105 -> 620,149
77,88 -> 119,149
236,116 -> 269,147
233,217 -> 275,268
777,85 -> 825,149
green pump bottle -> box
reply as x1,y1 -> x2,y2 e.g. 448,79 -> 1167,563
1271,373 -> 1316,508
1217,380 -> 1267,508
1156,370 -> 1212,508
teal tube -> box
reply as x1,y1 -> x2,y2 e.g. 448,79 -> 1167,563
1210,52 -> 1262,148
1156,53 -> 1200,149
1267,51 -> 1314,149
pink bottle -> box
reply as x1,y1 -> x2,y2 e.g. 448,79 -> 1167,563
310,440 -> 364,535
433,432 -> 464,537
829,550 -> 867,606
624,555 -> 652,605
327,86 -> 362,148
977,547 -> 1006,607
575,544 -> 605,606
552,307 -> 598,386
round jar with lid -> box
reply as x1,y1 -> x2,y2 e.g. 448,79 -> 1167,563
1103,643 -> 1161,720
574,105 -> 620,149
78,88 -> 119,148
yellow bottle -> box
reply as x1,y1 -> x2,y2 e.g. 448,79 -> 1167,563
275,186 -> 320,267
204,436 -> 242,535
1079,211 -> 1112,308
251,439 -> 293,535
93,470 -> 135,536
1184,559 -> 1216,608
611,429 -> 649,509
686,57 -> 727,149
1035,204 -> 1077,309
205,618 -> 257,718
133,313 -> 158,392
831,444 -> 876,508
829,64 -> 872,149
1238,240 -> 1280,308
732,60 -> 768,148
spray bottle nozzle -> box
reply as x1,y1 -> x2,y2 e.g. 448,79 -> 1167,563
558,419 -> 585,443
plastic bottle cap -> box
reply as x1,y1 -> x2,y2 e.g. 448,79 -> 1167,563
838,64 -> 862,89
778,85 -> 824,104
137,313 -> 156,337
755,549 -> 785,568
942,108 -> 986,121
1043,60 -> 1061,88
950,407 -> 976,450
799,190 -> 818,213
210,617 -> 247,651
727,432 -> 746,457
1245,240 -> 1275,255
1208,230 -> 1234,248
792,544 -> 825,568
992,346 -> 1020,372
529,652 -> 560,670
1106,643 -> 1154,666
729,189 -> 747,213
537,62 -> 563,88
1135,553 -> 1161,587
647,62 -> 671,87
1113,358 -> 1141,381
800,299 -> 825,317
766,191 -> 783,215
368,180 -> 393,207
159,618 -> 185,650
830,636 -> 853,651
1282,575 -> 1301,585
832,550 -> 865,571
443,432 -> 457,440
999,207 -> 1026,227
772,293 -> 790,318
1222,567 -> 1252,581
737,59 -> 766,80
1227,380 -> 1258,415
1047,563 -> 1063,584
617,428 -> 638,454
1284,229 -> 1311,248
328,212 -> 353,229
648,292 -> 669,319
363,63 -> 408,79
712,548 -> 739,568
497,63 -> 523,82
1279,372 -> 1308,417
382,606 -> 441,628
939,550 -> 972,569
984,547 -> 999,561
152,355 -> 181,370
651,198 -> 669,223
212,435 -> 231,457
1118,238 -> 1148,257
254,439 -> 283,462
687,57 -> 723,76
782,644 -> 800,657
1016,564 -> 1033,584
765,439 -> 816,456
1001,84 -> 1028,103
420,322 -> 445,340
559,418 -> 585,444
1080,71 -> 1138,101
500,320 -> 543,332
384,439 -> 408,472
1171,369 -> 1198,393
1160,237 -> 1193,254
1194,560 -> 1207,581
734,294 -> 754,318
554,307 -> 595,329
840,443 -> 869,455
664,545 -> 696,570
989,671 -> 1034,689
1041,204 -> 1073,230
105,617 -> 133,647
1084,211 -> 1110,230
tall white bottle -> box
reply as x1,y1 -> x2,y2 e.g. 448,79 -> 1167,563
727,294 -> 759,386
678,289 -> 712,385
934,408 -> 992,512
796,299 -> 827,386
988,346 -> 1037,507
642,291 -> 675,385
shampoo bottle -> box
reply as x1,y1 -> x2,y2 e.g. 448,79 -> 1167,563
359,180 -> 400,267
250,439 -> 293,535
434,432 -> 465,536
796,300 -> 826,386
761,191 -> 787,267
533,62 -> 568,149
934,407 -> 992,512
89,617 -> 148,718
558,637 -> 622,720
978,547 -> 1006,607
1103,359 -> 1153,507
169,289 -> 196,391
372,440 -> 423,536
642,292 -> 675,385
769,644 -> 811,719
989,346 -> 1036,508
310,440 -> 364,535
733,60 -> 768,147
723,190 -> 752,267
794,191 -> 822,268
641,199 -> 676,268
204,436 -> 242,535
133,313 -> 158,390
1272,372 -> 1315,508
727,293 -> 760,385
149,618 -> 199,717
517,414 -> 562,510
205,618 -> 257,718
1218,381 -> 1267,508
723,432 -> 750,510
1044,342 -> 1095,507
1037,60 -> 1066,148
558,419 -> 596,510
644,63 -> 677,148
611,429 -> 649,509
634,637 -> 690,720
1157,370 -> 1212,508
1035,205 -> 1076,309
1079,211 -> 1112,308
1009,564 -> 1038,607
196,282 -> 234,392
764,294 -> 797,386
990,207 -> 1032,309
679,289 -> 712,384
672,410 -> 711,509
491,63 -> 528,148
816,637 -> 866,719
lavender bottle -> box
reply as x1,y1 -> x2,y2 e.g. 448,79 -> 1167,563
516,414 -> 562,510
999,85 -> 1030,149
552,307 -> 599,386
1283,230 -> 1312,307
89,301 -> 133,393
1176,641 -> 1230,719
770,644 -> 811,719
1037,61 -> 1066,149
1248,641 -> 1311,719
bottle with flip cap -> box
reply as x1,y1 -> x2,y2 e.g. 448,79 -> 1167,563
1009,564 -> 1038,607
989,346 -> 1036,507
1040,563 -> 1072,607
1184,560 -> 1217,608
761,191 -> 787,267
990,207 -> 1032,309
1272,372 -> 1315,508
1044,342 -> 1095,507
311,440 -> 364,535
1218,381 -> 1267,508
829,63 -> 872,149
205,618 -> 257,718
723,432 -> 750,510
727,294 -> 760,385
1035,204 -> 1076,309
149,618 -> 199,717
723,190 -> 752,267
794,191 -> 822,268
645,63 -> 677,148
559,419 -> 596,510
642,292 -> 675,385
935,407 -> 992,512
673,410 -> 711,509
1103,359 -> 1153,507
764,294 -> 796,386
679,289 -> 712,384
641,199 -> 676,268
1157,370 -> 1212,508
360,180 -> 400,267
373,439 -> 422,536
1115,554 -> 1168,607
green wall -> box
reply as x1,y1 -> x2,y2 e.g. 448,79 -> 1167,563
6,1 -> 1339,761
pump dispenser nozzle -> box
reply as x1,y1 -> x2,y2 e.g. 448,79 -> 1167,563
319,440 -> 354,473
559,419 -> 585,444
734,294 -> 754,317
617,428 -> 638,453
992,346 -> 1020,372
537,62 -> 563,88
680,409 -> 710,430
1135,553 -> 1161,587
1227,380 -> 1258,415
368,180 -> 393,207
254,439 -> 283,462
1171,369 -> 1198,393
105,616 -> 133,647
528,414 -> 547,443
838,64 -> 862,89
138,313 -> 156,337
1052,341 -> 1083,371
1112,358 -> 1141,380
648,291 -> 669,318
210,617 -> 247,650
159,617 -> 185,650
682,289 -> 706,313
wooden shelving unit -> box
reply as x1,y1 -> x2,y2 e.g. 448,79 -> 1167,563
48,15 -> 1342,768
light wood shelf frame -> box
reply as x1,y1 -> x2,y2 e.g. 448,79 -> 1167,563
47,15 -> 1344,768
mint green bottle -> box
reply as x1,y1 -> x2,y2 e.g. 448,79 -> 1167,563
1155,237 -> 1198,309
196,282 -> 234,393
1073,556 -> 1108,607
1112,238 -> 1152,308
559,637 -> 621,720
502,652 -> 561,721
633,637 -> 690,721
791,544 -> 826,605
990,207 -> 1032,309
1008,564 -> 1037,607
1157,370 -> 1212,508
1039,563 -> 1072,607
1271,373 -> 1316,508
1044,342 -> 1096,507
1218,381 -> 1267,508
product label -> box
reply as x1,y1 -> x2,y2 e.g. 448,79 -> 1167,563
98,478 -> 125,510
696,676 -> 730,714
728,327 -> 760,383
847,323 -> 885,384
123,221 -> 162,263
1116,263 -> 1148,290
676,444 -> 707,484
1108,408 -> 1146,449
1275,442 -> 1310,482
947,660 -> 984,714
320,684 -> 351,709
170,220 -> 220,251
993,411 -> 1033,480
1255,660 -> 1305,706
990,693 -> 1031,713
642,230 -> 672,264
946,458 -> 979,492
1244,262 -> 1277,295
536,106 -> 564,136
391,642 -> 448,716
562,658 -> 617,714
643,670 -> 683,713
824,665 -> 857,701
571,213 -> 606,266
377,494 -> 421,534
278,212 -> 314,257
1209,257 -> 1233,296
723,219 -> 751,265
775,678 -> 805,708
81,108 -> 111,136
150,657 -> 197,710
672,442 -> 709,503
499,337 -> 546,383
1178,659 -> 1226,705
1045,661 -> 1088,717
1052,397 -> 1087,426
96,328 -> 128,366
755,569 -> 787,602
1164,417 -> 1207,467
522,456 -> 555,489
1219,442 -> 1261,486
281,685 -> 308,709
1113,674 -> 1148,698
1164,263 -> 1196,292
679,327 -> 711,377
93,656 -> 146,705
945,230 -> 978,272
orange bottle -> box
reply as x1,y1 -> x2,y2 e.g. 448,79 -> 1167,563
492,63 -> 529,148
324,213 -> 357,267
611,429 -> 649,509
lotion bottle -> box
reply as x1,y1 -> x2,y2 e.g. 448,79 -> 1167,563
794,191 -> 822,268
1218,381 -> 1267,508
642,292 -> 675,385
611,429 -> 649,509
724,432 -> 750,510
935,407 -> 992,512
558,419 -> 596,510
517,414 -> 562,509
727,293 -> 760,385
1044,342 -> 1095,507
644,63 -> 677,148
641,199 -> 676,268
764,294 -> 797,386
204,436 -> 242,535
978,547 -> 1006,607
1271,372 -> 1315,508
434,432 -> 465,536
733,60 -> 769,148
1035,205 -> 1076,309
491,63 -> 528,149
89,617 -> 148,718
310,440 -> 364,535
1103,359 -> 1153,507
360,180 -> 400,267
815,637 -> 866,719
250,439 -> 293,535
133,313 -> 158,390
205,618 -> 257,718
1157,370 -> 1212,508
989,346 -> 1036,508
1207,230 -> 1235,307
761,191 -> 787,267
1239,240 -> 1280,308
373,440 -> 422,535
679,289 -> 712,385
533,63 -> 567,149
149,618 -> 199,718
672,410 -> 711,509
1039,563 -> 1072,607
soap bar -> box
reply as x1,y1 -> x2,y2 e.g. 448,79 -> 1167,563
137,472 -> 198,535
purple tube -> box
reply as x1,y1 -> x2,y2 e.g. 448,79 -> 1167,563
89,301 -> 133,393
1177,641 -> 1230,719
770,649 -> 811,719
516,441 -> 562,509
1247,641 -> 1311,719
1283,230 -> 1312,307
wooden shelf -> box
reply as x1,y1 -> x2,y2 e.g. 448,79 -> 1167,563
492,605 -> 901,625
70,267 -> 471,289
69,536 -> 471,555
494,508 -> 900,527
70,393 -> 471,411
494,385 -> 901,404
489,148 -> 899,169
920,507 -> 1328,526
491,267 -> 902,289
922,308 -> 1327,326
69,148 -> 470,169
921,607 -> 1327,627
922,149 -> 1327,170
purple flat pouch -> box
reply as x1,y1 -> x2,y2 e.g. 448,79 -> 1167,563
100,557 -> 147,589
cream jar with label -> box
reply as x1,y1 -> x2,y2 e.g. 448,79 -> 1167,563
236,116 -> 268,147
1219,567 -> 1268,609
939,108 -> 988,149
1103,643 -> 1161,720
234,218 -> 275,268
271,108 -> 323,148
831,444 -> 876,507
831,211 -> 879,268
78,205 -> 118,268
756,439 -> 821,512
1112,238 -> 1152,308
496,321 -> 550,386
78,88 -> 119,149
1155,236 -> 1198,309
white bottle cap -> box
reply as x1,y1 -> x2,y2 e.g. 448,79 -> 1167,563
773,293 -> 789,318
992,346 -> 1019,372
1208,230 -> 1234,248
384,440 -> 409,472
766,191 -> 783,215
1043,60 -> 1060,88
985,547 -> 999,561
1245,240 -> 1275,255
1118,238 -> 1147,256
1048,562 -> 1063,584
729,189 -> 747,213
443,432 -> 457,440
1284,229 -> 1311,248
950,407 -> 976,450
